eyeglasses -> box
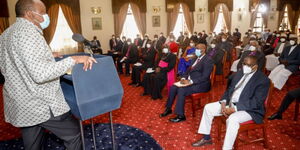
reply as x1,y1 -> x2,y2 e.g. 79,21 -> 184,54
242,62 -> 255,67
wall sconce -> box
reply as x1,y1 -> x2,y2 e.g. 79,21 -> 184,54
198,8 -> 206,12
153,6 -> 161,13
91,7 -> 101,15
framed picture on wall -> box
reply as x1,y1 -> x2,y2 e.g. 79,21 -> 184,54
197,14 -> 204,24
92,17 -> 102,30
238,13 -> 242,21
269,13 -> 275,20
152,16 -> 160,27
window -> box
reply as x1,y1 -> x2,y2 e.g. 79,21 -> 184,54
121,4 -> 141,40
253,4 -> 267,33
173,4 -> 189,38
50,7 -> 78,54
279,6 -> 291,31
214,6 -> 227,34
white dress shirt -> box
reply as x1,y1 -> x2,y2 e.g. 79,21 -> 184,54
0,18 -> 75,127
183,54 -> 205,84
288,45 -> 297,55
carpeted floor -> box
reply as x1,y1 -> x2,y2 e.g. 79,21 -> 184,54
0,73 -> 299,150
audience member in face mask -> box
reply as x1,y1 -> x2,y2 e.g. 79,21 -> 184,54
177,41 -> 197,76
129,41 -> 156,87
160,43 -> 214,123
206,32 -> 214,47
167,35 -> 179,55
159,32 -> 167,44
207,40 -> 225,75
272,32 -> 281,48
141,46 -> 177,100
274,34 -> 290,56
134,34 -> 143,48
217,35 -> 233,62
269,34 -> 300,90
177,32 -> 190,54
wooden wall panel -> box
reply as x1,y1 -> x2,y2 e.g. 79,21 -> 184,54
277,0 -> 300,11
208,0 -> 233,12
112,0 -> 146,13
165,0 -> 195,12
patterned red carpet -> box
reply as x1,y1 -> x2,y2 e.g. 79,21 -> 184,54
0,74 -> 299,150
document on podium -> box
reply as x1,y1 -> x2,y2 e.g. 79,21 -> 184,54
174,81 -> 191,87
146,68 -> 155,73
134,62 -> 142,66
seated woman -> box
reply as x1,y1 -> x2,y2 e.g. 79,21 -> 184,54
177,40 -> 196,76
142,46 -> 177,100
129,41 -> 156,87
207,40 -> 225,75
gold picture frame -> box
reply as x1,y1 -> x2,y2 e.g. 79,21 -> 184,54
92,17 -> 102,30
152,16 -> 160,27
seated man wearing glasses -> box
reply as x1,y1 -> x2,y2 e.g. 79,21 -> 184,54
192,55 -> 270,150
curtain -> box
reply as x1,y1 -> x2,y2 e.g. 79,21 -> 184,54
182,3 -> 194,33
42,0 -> 59,44
277,10 -> 285,29
167,3 -> 181,34
250,4 -> 259,28
291,10 -> 300,33
286,4 -> 296,32
210,5 -> 220,32
262,13 -> 268,28
131,3 -> 146,36
0,17 -> 9,34
58,0 -> 82,50
222,4 -> 232,32
114,3 -> 129,36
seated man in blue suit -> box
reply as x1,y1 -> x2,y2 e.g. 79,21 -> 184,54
192,55 -> 270,150
160,44 -> 214,123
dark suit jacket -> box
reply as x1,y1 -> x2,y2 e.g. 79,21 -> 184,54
183,55 -> 214,93
141,39 -> 151,48
122,44 -> 139,63
115,40 -> 124,52
217,41 -> 232,61
207,47 -> 225,75
91,40 -> 101,48
237,50 -> 266,71
109,39 -> 117,50
134,38 -> 143,47
141,48 -> 156,69
159,36 -> 166,44
279,45 -> 300,73
220,70 -> 270,124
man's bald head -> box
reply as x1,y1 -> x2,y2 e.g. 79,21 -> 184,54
15,0 -> 44,17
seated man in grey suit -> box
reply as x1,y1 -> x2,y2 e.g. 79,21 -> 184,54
192,55 -> 270,150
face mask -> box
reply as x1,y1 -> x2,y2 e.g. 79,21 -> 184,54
127,42 -> 131,45
146,44 -> 151,48
170,39 -> 174,42
112,36 -> 115,39
116,38 -> 120,41
190,43 -> 195,47
160,34 -> 163,37
280,38 -> 286,42
249,46 -> 256,51
243,65 -> 253,74
211,44 -> 216,48
272,33 -> 275,36
276,34 -> 280,37
290,40 -> 296,45
197,36 -> 200,38
222,38 -> 226,42
122,39 -> 126,41
266,43 -> 270,46
154,38 -> 158,40
162,48 -> 169,54
195,49 -> 202,57
145,37 -> 148,40
32,12 -> 50,29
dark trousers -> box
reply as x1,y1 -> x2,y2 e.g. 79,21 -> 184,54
21,111 -> 82,150
277,88 -> 300,115
143,72 -> 167,99
166,85 -> 197,116
131,66 -> 143,84
117,59 -> 132,74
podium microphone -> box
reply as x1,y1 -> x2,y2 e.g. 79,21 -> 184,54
72,33 -> 94,57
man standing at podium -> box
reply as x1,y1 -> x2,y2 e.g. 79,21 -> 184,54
0,0 -> 97,150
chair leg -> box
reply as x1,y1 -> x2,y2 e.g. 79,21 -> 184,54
294,101 -> 299,121
263,125 -> 268,149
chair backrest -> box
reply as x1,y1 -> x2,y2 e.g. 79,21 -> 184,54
264,81 -> 274,119
210,65 -> 216,87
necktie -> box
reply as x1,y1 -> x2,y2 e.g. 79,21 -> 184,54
229,74 -> 249,107
191,58 -> 201,69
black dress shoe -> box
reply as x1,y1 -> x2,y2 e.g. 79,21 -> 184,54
141,93 -> 149,96
159,109 -> 172,117
192,138 -> 212,147
268,113 -> 282,120
169,115 -> 186,123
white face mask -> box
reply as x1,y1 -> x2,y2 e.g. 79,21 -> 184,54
249,46 -> 256,51
170,38 -> 174,42
211,44 -> 216,48
243,65 -> 253,74
154,38 -> 158,40
290,40 -> 296,45
160,34 -> 163,37
146,44 -> 151,48
162,48 -> 169,54
127,42 -> 131,45
190,43 -> 195,47
32,11 -> 50,29
280,38 -> 286,42
222,38 -> 226,42
276,34 -> 280,37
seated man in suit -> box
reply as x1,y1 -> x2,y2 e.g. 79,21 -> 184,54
207,40 -> 225,75
192,55 -> 270,150
217,35 -> 232,62
129,41 -> 156,87
160,44 -> 214,123
117,39 -> 139,76
269,87 -> 300,120
269,35 -> 300,90
91,36 -> 103,54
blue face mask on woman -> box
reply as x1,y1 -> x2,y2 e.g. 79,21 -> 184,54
32,11 -> 50,29
195,49 -> 202,57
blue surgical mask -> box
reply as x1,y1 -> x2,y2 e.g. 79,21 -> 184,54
195,49 -> 202,57
33,12 -> 50,29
